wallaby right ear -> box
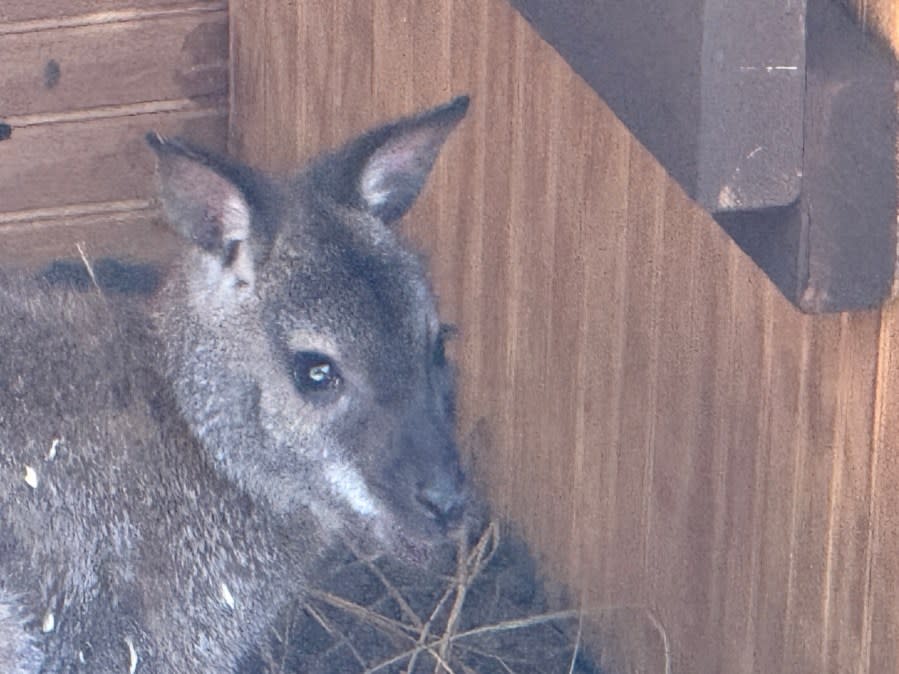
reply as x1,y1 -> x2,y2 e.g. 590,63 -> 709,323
146,132 -> 251,256
318,96 -> 470,224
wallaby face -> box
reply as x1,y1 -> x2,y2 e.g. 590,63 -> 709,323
0,97 -> 469,673
152,96 -> 469,560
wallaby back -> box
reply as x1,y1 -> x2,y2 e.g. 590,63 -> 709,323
0,96 -> 469,673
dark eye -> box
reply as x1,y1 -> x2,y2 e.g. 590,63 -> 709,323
291,351 -> 342,396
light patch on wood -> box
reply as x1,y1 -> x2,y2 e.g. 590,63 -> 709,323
0,199 -> 153,227
5,99 -> 223,131
0,4 -> 227,37
738,64 -> 800,72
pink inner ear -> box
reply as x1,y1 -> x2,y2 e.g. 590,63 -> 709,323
164,157 -> 240,210
377,130 -> 436,171
362,129 -> 440,205
157,155 -> 249,249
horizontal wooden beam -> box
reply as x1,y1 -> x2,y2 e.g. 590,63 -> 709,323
509,0 -> 897,312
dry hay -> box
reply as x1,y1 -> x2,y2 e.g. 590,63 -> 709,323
247,521 -> 604,674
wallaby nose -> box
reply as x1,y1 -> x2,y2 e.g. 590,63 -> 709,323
417,473 -> 466,527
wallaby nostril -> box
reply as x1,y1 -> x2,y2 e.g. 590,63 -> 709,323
417,483 -> 466,526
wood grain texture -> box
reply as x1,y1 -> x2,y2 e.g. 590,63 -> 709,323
0,1 -> 223,25
0,106 -> 226,214
228,1 -> 374,171
4,0 -> 883,671
228,1 -> 899,672
847,0 -> 898,47
0,208 -> 178,267
0,12 -> 227,117
0,1 -> 230,263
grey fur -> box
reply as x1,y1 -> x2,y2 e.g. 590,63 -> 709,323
0,97 -> 469,673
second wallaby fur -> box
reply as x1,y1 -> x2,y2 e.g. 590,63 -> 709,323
0,97 -> 470,673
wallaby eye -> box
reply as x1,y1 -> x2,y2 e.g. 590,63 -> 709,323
291,351 -> 342,397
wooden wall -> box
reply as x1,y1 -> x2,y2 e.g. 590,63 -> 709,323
849,0 -> 899,37
2,1 -> 898,672
230,2 -> 899,672
0,0 -> 229,265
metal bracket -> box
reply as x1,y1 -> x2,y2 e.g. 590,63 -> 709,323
509,0 -> 897,312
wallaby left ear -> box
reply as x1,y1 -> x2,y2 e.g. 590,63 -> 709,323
146,132 -> 252,255
322,96 -> 470,224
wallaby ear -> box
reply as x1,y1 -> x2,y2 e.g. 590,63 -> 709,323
323,96 -> 469,224
146,132 -> 251,256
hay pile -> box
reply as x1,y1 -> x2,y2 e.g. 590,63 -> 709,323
247,522 -> 602,674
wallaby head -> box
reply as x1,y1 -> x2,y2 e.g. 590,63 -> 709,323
148,96 -> 470,561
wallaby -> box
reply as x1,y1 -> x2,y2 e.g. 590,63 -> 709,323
0,97 -> 470,673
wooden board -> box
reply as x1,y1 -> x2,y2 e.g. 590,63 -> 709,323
0,106 -> 226,214
0,0 -> 224,26
2,0 -> 895,670
844,3 -> 899,670
0,208 -> 178,267
847,0 -> 898,47
0,1 -> 229,263
0,11 -> 227,117
228,1 -> 899,671
228,2 -> 375,171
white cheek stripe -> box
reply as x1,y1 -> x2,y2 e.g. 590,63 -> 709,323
325,462 -> 380,517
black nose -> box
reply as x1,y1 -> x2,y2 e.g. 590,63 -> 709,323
417,475 -> 466,527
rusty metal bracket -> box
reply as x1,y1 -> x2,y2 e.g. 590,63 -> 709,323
509,0 -> 897,313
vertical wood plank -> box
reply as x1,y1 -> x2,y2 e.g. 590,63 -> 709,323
868,304 -> 899,673
848,0 -> 897,46
229,0 -> 295,169
228,2 -> 899,672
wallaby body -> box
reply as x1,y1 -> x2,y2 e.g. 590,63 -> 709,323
0,98 -> 469,673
